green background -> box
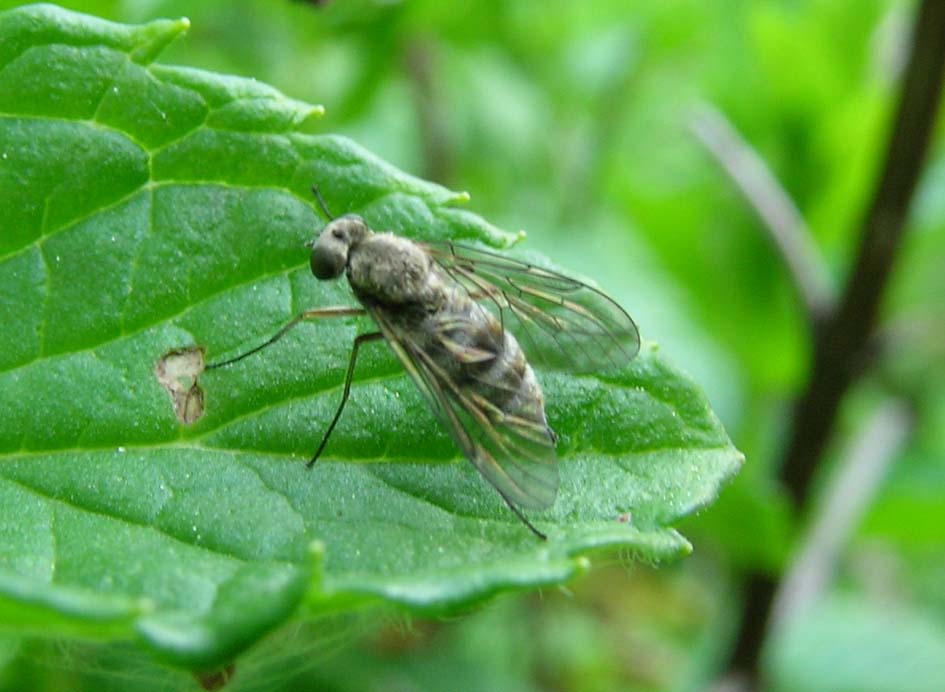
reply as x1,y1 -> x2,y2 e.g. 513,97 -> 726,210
1,1 -> 943,691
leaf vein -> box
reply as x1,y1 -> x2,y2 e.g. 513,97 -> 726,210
0,473 -> 288,566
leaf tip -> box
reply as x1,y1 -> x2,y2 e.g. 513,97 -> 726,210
307,540 -> 326,558
130,16 -> 191,64
505,229 -> 528,248
296,103 -> 326,127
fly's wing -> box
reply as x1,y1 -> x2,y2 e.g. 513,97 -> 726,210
369,307 -> 559,510
424,242 -> 640,374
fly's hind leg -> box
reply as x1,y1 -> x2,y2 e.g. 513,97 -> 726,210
308,331 -> 384,467
493,487 -> 547,541
206,307 -> 365,370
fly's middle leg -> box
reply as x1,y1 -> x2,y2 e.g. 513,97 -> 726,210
308,331 -> 384,467
205,306 -> 366,370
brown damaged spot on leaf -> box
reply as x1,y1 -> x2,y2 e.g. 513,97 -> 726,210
195,663 -> 236,690
155,347 -> 206,424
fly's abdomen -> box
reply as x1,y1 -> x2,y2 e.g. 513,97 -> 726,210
430,292 -> 552,441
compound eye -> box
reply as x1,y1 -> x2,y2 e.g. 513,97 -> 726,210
310,243 -> 346,280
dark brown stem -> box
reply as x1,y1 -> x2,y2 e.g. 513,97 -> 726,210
770,399 -> 911,632
729,0 -> 945,683
783,0 -> 945,508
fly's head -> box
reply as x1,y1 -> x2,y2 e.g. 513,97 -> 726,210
307,214 -> 370,281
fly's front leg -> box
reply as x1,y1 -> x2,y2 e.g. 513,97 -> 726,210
308,331 -> 384,467
206,307 -> 365,370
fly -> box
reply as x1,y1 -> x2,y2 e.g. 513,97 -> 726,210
206,187 -> 641,539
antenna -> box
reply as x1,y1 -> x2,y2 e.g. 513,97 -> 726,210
311,185 -> 335,220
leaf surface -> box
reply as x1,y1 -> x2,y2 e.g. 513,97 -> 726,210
0,4 -> 742,668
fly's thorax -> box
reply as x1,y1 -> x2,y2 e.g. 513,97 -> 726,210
347,233 -> 444,306
309,214 -> 370,281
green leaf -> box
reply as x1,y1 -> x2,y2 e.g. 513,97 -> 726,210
0,4 -> 741,669
765,596 -> 945,692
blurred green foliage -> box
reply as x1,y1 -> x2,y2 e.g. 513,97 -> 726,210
1,0 -> 943,690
